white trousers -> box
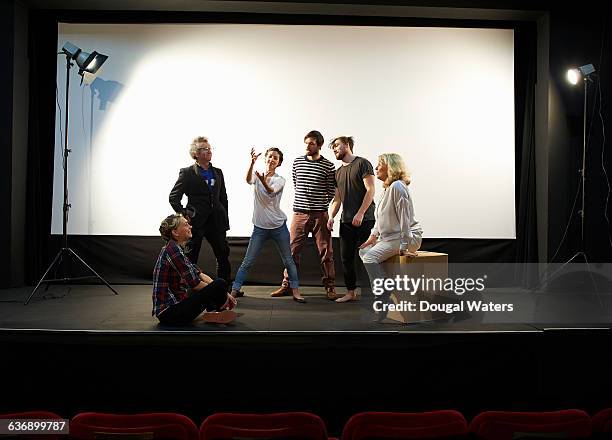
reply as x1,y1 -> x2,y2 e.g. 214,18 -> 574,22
359,234 -> 422,264
359,234 -> 422,297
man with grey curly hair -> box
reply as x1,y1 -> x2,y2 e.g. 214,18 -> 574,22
169,136 -> 231,289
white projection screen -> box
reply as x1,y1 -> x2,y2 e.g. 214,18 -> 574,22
53,23 -> 515,238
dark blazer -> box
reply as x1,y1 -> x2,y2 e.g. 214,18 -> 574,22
169,163 -> 229,231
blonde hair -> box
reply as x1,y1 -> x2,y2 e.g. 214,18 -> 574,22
189,136 -> 209,159
159,213 -> 184,242
378,153 -> 411,188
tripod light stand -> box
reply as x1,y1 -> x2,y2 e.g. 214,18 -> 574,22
25,42 -> 117,305
539,64 -> 599,293
565,63 -> 596,264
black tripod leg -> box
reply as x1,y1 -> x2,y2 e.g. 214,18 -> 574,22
66,248 -> 119,295
582,255 -> 603,308
24,250 -> 64,305
537,252 -> 581,291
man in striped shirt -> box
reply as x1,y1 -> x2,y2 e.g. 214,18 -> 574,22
270,130 -> 338,301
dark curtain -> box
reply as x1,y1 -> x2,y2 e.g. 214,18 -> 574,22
25,11 -> 57,284
514,23 -> 539,287
43,235 -> 516,285
0,1 -> 15,287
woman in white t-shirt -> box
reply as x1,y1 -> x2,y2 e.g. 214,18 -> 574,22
231,148 -> 305,302
359,153 -> 423,319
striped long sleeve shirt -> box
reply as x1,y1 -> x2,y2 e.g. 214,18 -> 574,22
292,155 -> 336,212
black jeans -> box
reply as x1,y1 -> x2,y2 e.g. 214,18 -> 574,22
339,220 -> 375,291
187,215 -> 231,285
157,279 -> 228,326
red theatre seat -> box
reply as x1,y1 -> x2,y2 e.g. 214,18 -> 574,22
469,410 -> 591,440
199,412 -> 329,440
592,408 -> 612,435
70,412 -> 199,440
0,411 -> 63,440
341,410 -> 468,440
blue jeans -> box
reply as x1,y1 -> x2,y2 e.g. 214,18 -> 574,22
232,223 -> 299,290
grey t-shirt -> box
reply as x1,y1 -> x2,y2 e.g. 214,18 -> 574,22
335,156 -> 376,223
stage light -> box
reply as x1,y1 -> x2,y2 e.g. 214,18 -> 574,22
26,42 -> 115,304
566,63 -> 596,85
567,68 -> 580,85
75,51 -> 108,75
61,41 -> 108,76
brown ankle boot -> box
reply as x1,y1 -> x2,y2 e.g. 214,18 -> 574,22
269,285 -> 291,297
325,285 -> 338,301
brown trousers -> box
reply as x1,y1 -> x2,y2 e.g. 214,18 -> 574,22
282,211 -> 335,288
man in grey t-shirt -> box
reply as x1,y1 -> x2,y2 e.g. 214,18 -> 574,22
327,136 -> 376,302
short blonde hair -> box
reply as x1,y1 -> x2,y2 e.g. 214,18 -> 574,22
378,153 -> 411,188
189,136 -> 209,159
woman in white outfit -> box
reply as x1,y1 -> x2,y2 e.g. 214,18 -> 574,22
359,153 -> 423,305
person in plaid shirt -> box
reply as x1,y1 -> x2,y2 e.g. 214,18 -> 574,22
152,213 -> 237,325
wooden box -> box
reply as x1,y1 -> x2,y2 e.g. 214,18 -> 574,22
382,251 -> 449,324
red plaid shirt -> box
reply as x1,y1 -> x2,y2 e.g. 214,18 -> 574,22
152,240 -> 201,316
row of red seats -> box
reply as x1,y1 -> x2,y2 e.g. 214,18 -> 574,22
2,408 -> 612,439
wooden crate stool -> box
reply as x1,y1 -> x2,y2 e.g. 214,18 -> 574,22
382,251 -> 449,324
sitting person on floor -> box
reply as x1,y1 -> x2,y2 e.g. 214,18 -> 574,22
152,213 -> 237,325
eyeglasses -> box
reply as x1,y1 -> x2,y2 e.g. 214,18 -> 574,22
197,147 -> 212,152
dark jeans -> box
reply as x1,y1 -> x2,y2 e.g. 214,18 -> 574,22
187,215 -> 231,286
157,279 -> 228,326
340,220 -> 375,290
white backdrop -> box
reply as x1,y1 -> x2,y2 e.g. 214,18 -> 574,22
53,23 -> 515,238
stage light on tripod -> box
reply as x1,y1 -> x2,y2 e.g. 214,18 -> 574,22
566,64 -> 596,85
26,41 -> 117,305
567,68 -> 580,85
61,41 -> 108,76
76,51 -> 108,75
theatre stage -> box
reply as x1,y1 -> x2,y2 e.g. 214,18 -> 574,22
1,284 -> 611,435
0,284 -> 610,333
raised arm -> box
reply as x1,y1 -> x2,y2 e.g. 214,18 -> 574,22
246,148 -> 261,184
255,171 -> 273,193
255,172 -> 285,196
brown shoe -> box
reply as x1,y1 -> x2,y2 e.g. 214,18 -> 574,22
270,285 -> 291,297
325,285 -> 338,301
202,310 -> 237,324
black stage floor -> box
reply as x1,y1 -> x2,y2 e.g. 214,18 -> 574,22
1,284 -> 611,434
1,284 -> 610,333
